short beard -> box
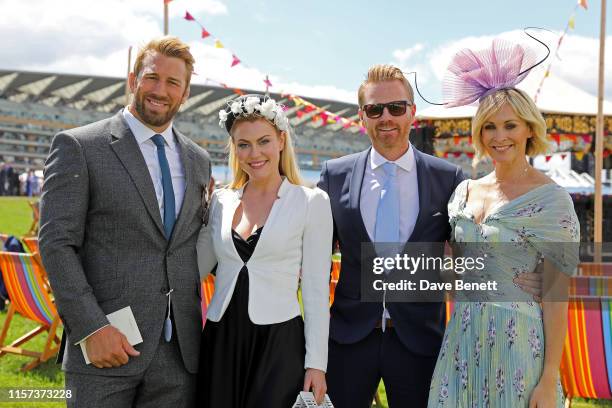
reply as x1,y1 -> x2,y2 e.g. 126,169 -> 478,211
134,93 -> 181,128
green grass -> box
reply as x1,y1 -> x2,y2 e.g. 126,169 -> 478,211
0,197 -> 610,407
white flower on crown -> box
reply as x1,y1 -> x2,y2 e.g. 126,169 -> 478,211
218,109 -> 228,127
230,101 -> 242,115
243,96 -> 260,114
260,98 -> 276,120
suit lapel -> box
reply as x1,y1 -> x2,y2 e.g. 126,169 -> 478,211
348,148 -> 372,244
109,112 -> 165,237
406,148 -> 431,243
169,130 -> 199,244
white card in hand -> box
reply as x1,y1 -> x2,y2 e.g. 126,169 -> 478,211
80,306 -> 143,364
292,391 -> 334,408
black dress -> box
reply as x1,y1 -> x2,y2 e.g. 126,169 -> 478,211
197,226 -> 306,408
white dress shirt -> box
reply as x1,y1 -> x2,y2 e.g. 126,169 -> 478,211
123,108 -> 185,221
360,145 -> 419,243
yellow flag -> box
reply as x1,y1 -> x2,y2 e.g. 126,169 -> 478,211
215,40 -> 224,48
569,16 -> 576,30
575,151 -> 585,161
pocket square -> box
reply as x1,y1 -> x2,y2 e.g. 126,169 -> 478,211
431,211 -> 443,217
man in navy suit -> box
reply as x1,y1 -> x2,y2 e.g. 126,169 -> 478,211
318,65 -> 463,407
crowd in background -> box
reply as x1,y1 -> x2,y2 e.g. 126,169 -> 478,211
0,162 -> 41,197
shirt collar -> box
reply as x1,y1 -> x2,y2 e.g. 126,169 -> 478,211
122,107 -> 176,150
370,144 -> 415,173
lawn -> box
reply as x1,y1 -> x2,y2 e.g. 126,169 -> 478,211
0,196 -> 610,407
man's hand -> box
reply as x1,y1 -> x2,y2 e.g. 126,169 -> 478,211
85,326 -> 140,369
513,272 -> 543,302
303,368 -> 327,405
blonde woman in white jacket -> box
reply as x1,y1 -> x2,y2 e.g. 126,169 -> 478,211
196,94 -> 333,408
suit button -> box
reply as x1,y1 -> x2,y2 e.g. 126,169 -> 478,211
160,287 -> 169,294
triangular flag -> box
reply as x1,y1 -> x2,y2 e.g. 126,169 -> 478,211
320,112 -> 329,125
443,152 -> 449,158
453,152 -> 462,158
545,155 -> 552,162
215,40 -> 224,48
233,88 -> 244,96
578,0 -> 588,10
296,110 -> 305,118
359,127 -> 367,134
184,11 -> 195,21
604,150 -> 611,159
263,78 -> 273,87
561,154 -> 568,160
231,55 -> 241,67
466,152 -> 475,159
575,151 -> 585,160
201,28 -> 210,39
164,0 -> 173,3
453,135 -> 460,145
569,16 -> 576,30
551,133 -> 561,145
582,134 -> 592,143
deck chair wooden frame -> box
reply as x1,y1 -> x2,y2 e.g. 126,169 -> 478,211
0,251 -> 61,371
25,201 -> 40,237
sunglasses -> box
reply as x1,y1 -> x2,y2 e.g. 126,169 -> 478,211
361,101 -> 412,119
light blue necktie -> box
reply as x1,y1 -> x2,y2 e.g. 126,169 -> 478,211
374,162 -> 400,244
151,134 -> 176,239
374,162 -> 399,332
151,134 -> 176,342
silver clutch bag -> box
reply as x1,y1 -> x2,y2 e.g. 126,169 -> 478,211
292,391 -> 334,408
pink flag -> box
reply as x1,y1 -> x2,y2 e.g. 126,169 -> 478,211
184,11 -> 195,21
231,55 -> 241,67
263,78 -> 273,87
164,0 -> 173,3
578,0 -> 588,9
201,28 -> 210,39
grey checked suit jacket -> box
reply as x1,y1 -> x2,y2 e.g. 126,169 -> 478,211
39,110 -> 211,375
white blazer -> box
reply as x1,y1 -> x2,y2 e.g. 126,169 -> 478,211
197,178 -> 333,372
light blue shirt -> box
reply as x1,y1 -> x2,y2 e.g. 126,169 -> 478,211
122,108 -> 185,221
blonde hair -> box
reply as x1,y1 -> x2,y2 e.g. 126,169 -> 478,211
227,116 -> 303,189
358,64 -> 414,106
472,88 -> 549,160
133,36 -> 195,87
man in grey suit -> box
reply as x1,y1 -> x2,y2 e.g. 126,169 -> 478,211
39,36 -> 211,407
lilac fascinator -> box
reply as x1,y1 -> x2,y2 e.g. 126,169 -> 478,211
442,39 -> 539,108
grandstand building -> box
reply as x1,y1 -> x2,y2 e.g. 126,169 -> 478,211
0,69 -> 372,172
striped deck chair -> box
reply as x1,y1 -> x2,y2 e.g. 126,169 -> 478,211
560,262 -> 612,403
21,237 -> 39,255
0,251 -> 61,371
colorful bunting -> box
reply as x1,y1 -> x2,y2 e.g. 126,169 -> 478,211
578,0 -> 588,10
569,16 -> 576,30
164,0 -> 173,3
201,28 -> 210,39
231,54 -> 241,67
263,78 -> 273,88
575,151 -> 585,160
214,40 -> 224,48
184,11 -> 195,21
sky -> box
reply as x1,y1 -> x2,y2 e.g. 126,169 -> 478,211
1,0 -> 611,106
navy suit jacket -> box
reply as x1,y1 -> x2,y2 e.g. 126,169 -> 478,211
318,146 -> 465,357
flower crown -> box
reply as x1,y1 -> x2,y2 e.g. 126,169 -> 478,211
218,95 -> 290,133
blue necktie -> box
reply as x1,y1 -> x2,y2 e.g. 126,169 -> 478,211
151,134 -> 176,239
374,162 -> 400,244
374,162 -> 399,332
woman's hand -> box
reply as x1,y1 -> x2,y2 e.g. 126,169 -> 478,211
529,375 -> 557,408
303,368 -> 327,405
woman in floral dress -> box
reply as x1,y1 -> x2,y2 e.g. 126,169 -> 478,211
427,40 -> 580,408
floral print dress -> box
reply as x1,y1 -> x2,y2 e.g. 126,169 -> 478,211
427,180 -> 580,408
